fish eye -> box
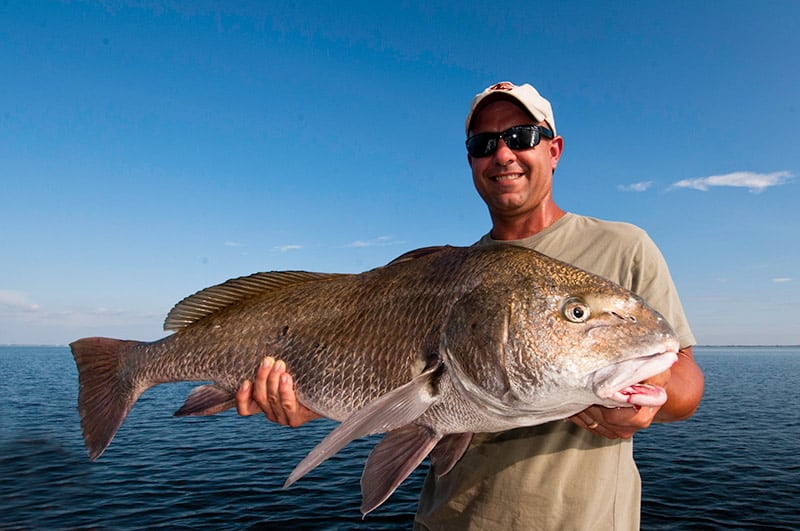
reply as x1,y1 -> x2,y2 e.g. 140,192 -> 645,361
562,298 -> 590,323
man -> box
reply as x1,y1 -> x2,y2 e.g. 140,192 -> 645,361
236,82 -> 704,529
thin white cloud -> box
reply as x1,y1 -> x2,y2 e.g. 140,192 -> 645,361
617,181 -> 654,192
772,278 -> 792,283
347,236 -> 403,248
670,171 -> 792,193
274,244 -> 303,252
224,241 -> 243,247
0,297 -> 156,327
90,307 -> 127,316
0,290 -> 40,312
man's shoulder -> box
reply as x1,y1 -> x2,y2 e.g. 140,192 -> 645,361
558,213 -> 650,246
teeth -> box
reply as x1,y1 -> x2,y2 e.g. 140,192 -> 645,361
493,174 -> 521,182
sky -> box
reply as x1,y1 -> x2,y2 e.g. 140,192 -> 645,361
1,1 -> 798,346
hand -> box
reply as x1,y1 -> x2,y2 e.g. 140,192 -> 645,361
236,357 -> 320,427
571,404 -> 660,439
571,366 -> 671,439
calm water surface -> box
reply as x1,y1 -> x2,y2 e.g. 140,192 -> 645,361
1,346 -> 798,530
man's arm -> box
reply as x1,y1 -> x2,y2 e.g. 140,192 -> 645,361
654,346 -> 704,421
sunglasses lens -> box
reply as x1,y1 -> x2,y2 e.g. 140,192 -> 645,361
466,134 -> 496,157
504,126 -> 536,150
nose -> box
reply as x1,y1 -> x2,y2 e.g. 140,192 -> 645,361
492,138 -> 516,166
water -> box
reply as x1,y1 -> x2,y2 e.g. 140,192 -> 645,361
1,346 -> 798,530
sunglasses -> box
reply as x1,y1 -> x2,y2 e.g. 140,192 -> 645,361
466,125 -> 554,158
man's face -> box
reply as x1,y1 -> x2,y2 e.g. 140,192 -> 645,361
468,100 -> 563,222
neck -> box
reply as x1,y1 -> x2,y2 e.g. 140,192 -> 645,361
489,203 -> 566,241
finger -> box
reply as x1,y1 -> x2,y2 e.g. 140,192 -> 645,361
584,415 -> 600,431
610,405 -> 655,429
582,408 -> 598,428
268,360 -> 289,425
586,413 -> 620,439
254,357 -> 277,421
576,408 -> 620,438
594,425 -> 621,439
601,406 -> 652,439
235,380 -> 259,416
569,410 -> 597,431
279,372 -> 302,427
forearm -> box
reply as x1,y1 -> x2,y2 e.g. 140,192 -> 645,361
654,346 -> 704,422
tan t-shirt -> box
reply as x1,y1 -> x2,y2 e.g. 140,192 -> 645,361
414,213 -> 695,530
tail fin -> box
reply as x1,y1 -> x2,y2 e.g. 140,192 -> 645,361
70,337 -> 145,461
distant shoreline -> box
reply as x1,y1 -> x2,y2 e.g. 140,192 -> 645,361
695,344 -> 800,348
2,344 -> 800,349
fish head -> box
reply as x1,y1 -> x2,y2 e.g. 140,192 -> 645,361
534,289 -> 680,409
441,250 -> 679,420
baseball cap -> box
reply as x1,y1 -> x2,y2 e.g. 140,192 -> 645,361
465,81 -> 556,136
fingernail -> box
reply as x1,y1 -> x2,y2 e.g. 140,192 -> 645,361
262,357 -> 274,368
275,360 -> 285,371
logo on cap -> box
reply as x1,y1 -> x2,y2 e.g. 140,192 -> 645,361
488,82 -> 515,92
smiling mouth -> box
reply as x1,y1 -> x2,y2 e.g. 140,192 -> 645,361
490,173 -> 523,182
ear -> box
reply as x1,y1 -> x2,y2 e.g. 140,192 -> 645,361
549,135 -> 564,172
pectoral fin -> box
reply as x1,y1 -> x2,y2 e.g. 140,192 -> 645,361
284,363 -> 441,489
360,424 -> 441,515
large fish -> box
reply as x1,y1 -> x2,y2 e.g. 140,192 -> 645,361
70,245 -> 679,515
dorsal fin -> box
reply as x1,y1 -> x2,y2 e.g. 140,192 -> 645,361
163,271 -> 343,331
385,246 -> 451,266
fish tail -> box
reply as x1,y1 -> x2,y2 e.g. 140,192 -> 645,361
70,337 -> 146,461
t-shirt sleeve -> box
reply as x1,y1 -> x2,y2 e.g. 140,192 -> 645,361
628,232 -> 696,349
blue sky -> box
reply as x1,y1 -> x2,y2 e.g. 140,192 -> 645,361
1,1 -> 798,345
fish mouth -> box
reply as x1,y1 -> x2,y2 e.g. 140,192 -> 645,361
592,349 -> 679,408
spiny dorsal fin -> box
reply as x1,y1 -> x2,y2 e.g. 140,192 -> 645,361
164,271 -> 344,331
385,245 -> 451,266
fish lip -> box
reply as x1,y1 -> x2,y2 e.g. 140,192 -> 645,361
592,348 -> 679,407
